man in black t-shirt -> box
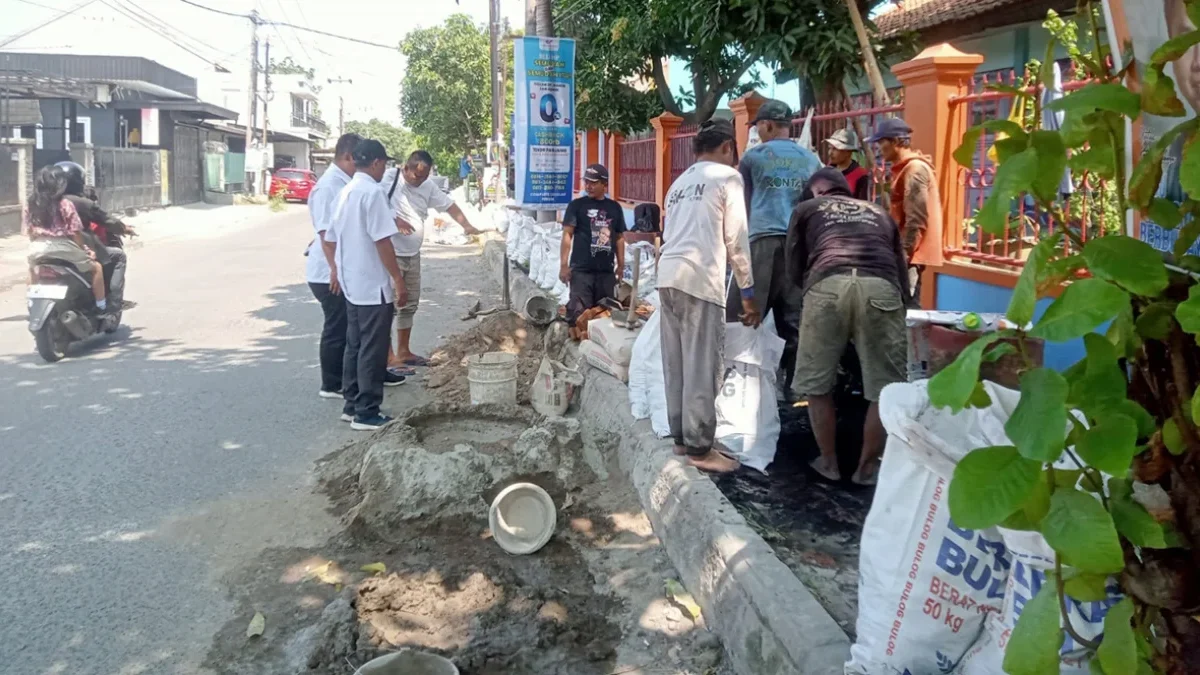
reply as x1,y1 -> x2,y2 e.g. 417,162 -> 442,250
559,164 -> 628,323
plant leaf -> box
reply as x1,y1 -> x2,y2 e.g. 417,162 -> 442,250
1147,198 -> 1185,230
953,120 -> 1027,168
1137,302 -> 1177,340
968,381 -> 993,409
1076,414 -> 1139,474
928,334 -> 1002,412
1130,118 -> 1200,209
1112,494 -> 1171,548
1006,368 -> 1069,462
1008,234 -> 1059,326
1097,399 -> 1157,439
1098,598 -> 1138,675
1030,279 -> 1130,343
664,579 -> 702,620
247,611 -> 266,638
1151,29 -> 1200,66
983,342 -> 1017,362
949,446 -> 1043,529
1142,64 -> 1186,117
1082,236 -> 1169,297
1002,578 -> 1064,675
1181,133 -> 1200,206
1041,490 -> 1125,574
1047,82 -> 1141,119
1063,571 -> 1111,602
1031,130 -> 1069,203
1163,418 -> 1187,455
977,148 -> 1038,236
1175,283 -> 1200,334
360,562 -> 387,575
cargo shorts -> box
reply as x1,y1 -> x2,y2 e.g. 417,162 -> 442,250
792,269 -> 907,401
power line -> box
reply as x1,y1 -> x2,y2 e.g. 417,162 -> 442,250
171,0 -> 398,51
12,0 -> 67,11
175,0 -> 248,19
272,0 -> 316,70
0,0 -> 97,48
115,0 -> 223,63
99,0 -> 223,67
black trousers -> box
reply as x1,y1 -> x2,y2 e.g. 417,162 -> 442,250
566,269 -> 617,323
726,235 -> 802,392
343,300 -> 394,419
309,282 -> 348,392
102,247 -> 127,308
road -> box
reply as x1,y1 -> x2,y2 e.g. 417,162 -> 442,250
0,205 -> 493,674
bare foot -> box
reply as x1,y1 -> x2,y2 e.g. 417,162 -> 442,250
688,449 -> 741,474
809,456 -> 842,481
852,459 -> 881,486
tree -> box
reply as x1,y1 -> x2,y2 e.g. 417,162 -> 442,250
269,56 -> 315,79
343,119 -> 415,161
399,15 -> 496,170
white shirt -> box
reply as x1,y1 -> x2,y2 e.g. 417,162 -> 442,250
657,161 -> 753,307
324,172 -> 397,306
381,167 -> 454,257
305,164 -> 353,283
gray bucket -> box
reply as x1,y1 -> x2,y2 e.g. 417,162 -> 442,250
354,650 -> 459,675
522,294 -> 556,326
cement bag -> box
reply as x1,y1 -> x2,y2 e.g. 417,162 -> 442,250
627,309 -> 670,437
589,317 -> 640,367
527,233 -> 547,284
551,280 -> 570,307
515,222 -> 537,266
530,357 -> 584,417
714,321 -> 784,473
430,215 -> 470,245
506,217 -> 527,261
848,380 -> 1019,675
580,339 -> 629,383
537,234 -> 560,290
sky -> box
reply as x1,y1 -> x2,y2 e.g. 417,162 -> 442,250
0,0 -> 526,125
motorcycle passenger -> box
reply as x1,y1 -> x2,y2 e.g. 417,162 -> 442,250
23,166 -> 110,315
55,161 -> 133,309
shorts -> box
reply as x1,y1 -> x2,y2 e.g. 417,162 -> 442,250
392,253 -> 421,329
793,270 -> 907,401
28,238 -> 95,274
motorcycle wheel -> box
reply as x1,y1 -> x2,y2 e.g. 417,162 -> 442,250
34,316 -> 68,363
103,310 -> 122,334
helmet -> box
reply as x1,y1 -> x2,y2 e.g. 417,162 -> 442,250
55,161 -> 86,197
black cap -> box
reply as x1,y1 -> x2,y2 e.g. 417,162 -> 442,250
584,164 -> 609,183
750,99 -> 792,125
698,117 -> 736,139
865,118 -> 913,143
352,139 -> 393,164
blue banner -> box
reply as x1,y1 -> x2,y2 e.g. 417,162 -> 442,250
513,36 -> 576,209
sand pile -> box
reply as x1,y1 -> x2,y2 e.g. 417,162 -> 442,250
425,311 -> 548,405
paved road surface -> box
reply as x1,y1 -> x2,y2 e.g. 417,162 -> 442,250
0,205 -> 492,674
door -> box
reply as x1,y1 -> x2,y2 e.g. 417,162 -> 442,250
171,125 -> 203,205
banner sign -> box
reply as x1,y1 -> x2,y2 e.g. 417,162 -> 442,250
513,36 -> 576,209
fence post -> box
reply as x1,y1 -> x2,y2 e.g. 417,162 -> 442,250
729,91 -> 768,154
650,112 -> 683,208
892,43 -> 984,308
69,143 -> 95,185
607,131 -> 624,201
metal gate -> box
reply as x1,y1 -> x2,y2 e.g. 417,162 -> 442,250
0,147 -> 18,209
94,147 -> 161,212
171,124 -> 203,205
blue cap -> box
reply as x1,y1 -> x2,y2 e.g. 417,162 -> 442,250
865,118 -> 913,143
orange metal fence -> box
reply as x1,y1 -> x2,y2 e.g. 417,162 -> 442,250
616,130 -> 656,203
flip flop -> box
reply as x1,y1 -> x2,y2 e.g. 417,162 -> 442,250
388,366 -> 416,377
403,355 -> 432,367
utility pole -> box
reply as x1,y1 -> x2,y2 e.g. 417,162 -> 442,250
525,0 -> 554,223
261,36 -> 272,191
244,10 -> 259,193
844,0 -> 890,106
328,77 -> 353,138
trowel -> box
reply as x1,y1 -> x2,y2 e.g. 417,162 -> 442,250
605,254 -> 642,330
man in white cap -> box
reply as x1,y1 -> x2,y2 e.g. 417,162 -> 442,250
824,128 -> 870,201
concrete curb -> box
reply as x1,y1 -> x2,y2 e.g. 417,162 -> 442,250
576,373 -> 851,675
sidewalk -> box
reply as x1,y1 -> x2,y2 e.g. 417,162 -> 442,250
0,202 -> 300,292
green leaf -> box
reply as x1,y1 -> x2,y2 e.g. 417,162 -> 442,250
1152,29 -> 1200,66
1006,368 -> 1069,462
1002,577 -> 1065,675
1098,599 -> 1138,675
1008,234 -> 1059,326
1048,82 -> 1141,119
1189,0 -> 1200,28
1076,414 -> 1139,474
953,120 -> 1028,168
1098,400 -> 1156,440
1147,198 -> 1185,230
1069,333 -> 1127,412
1030,279 -> 1130,343
968,381 -> 993,409
1112,494 -> 1171,548
1175,283 -> 1200,334
949,446 -> 1043,529
1030,131 -> 1069,203
1082,237 -> 1169,297
1106,303 -> 1141,360
1180,133 -> 1200,205
1130,118 -> 1200,209
1000,473 -> 1052,531
1137,302 -> 1177,340
1181,254 -> 1200,272
1193,387 -> 1200,425
1041,490 -> 1125,574
1142,64 -> 1186,117
1069,146 -> 1117,179
1163,418 -> 1186,455
1063,571 -> 1111,602
983,342 -> 1017,362
1060,110 -> 1095,148
977,148 -> 1038,236
1052,468 -> 1084,489
1177,216 -> 1200,260
928,334 -> 1002,412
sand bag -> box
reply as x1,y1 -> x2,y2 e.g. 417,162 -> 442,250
530,357 -> 583,417
589,317 -> 640,367
580,339 -> 629,383
714,322 -> 784,473
628,310 -> 667,431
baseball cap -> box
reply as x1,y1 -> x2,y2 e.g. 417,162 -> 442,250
584,164 -> 609,183
698,117 -> 736,139
865,118 -> 913,143
750,99 -> 792,125
824,128 -> 860,151
352,138 -> 394,164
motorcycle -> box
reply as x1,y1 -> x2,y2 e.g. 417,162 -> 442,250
27,242 -> 123,363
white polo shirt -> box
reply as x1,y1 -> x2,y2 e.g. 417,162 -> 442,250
305,164 -> 353,284
324,172 -> 397,306
381,167 -> 454,257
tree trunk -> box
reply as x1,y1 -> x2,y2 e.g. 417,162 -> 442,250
840,83 -> 890,211
844,0 -> 890,106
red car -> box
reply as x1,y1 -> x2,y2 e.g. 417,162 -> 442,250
270,168 -> 317,203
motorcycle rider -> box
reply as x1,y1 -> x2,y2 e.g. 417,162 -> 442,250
54,161 -> 134,309
24,165 -> 110,316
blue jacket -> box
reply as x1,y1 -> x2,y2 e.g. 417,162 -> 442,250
739,139 -> 821,240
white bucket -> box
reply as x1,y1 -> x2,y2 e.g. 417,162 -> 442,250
354,650 -> 459,675
467,352 -> 518,405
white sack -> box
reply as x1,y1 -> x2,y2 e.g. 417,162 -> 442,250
580,339 -> 629,383
589,317 -> 640,367
627,309 -> 670,437
714,321 -> 784,473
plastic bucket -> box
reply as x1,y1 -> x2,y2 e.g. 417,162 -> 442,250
467,352 -> 518,405
354,650 -> 459,675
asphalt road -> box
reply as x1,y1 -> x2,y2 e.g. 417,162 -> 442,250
0,205 -> 492,674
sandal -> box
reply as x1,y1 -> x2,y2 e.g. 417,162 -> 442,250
403,355 -> 432,367
387,365 -> 416,377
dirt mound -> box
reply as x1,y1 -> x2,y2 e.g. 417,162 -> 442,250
425,311 -> 548,405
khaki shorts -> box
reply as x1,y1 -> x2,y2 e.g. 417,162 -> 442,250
392,253 -> 421,330
793,270 -> 907,401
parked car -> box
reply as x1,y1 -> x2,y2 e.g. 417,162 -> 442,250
270,168 -> 316,203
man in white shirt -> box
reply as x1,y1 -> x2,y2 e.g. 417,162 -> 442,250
381,150 -> 481,371
306,132 -> 360,398
658,118 -> 760,474
324,139 -> 409,431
